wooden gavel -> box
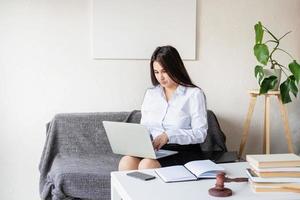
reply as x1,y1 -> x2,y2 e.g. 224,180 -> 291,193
209,172 -> 248,197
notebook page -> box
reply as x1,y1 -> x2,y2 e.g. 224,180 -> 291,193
155,165 -> 197,182
184,160 -> 225,178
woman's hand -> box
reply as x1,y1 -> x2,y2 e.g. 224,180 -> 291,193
153,132 -> 169,150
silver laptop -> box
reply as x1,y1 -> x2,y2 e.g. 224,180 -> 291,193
103,121 -> 178,159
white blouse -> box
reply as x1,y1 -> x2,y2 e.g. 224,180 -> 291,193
140,85 -> 208,145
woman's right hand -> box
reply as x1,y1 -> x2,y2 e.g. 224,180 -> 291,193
152,132 -> 169,150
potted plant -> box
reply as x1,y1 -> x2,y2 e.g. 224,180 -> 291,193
253,21 -> 300,104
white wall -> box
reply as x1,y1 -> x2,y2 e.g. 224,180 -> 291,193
0,0 -> 299,199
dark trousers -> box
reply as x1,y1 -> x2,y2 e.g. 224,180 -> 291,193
158,144 -> 203,167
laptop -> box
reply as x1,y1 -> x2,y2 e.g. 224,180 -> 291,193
103,121 -> 178,159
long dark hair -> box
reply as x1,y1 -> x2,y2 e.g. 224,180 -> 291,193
150,45 -> 197,87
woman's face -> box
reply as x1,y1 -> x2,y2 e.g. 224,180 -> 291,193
153,61 -> 177,89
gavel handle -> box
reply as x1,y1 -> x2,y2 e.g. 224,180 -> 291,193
225,177 -> 248,182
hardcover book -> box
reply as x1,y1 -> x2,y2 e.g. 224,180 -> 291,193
249,179 -> 300,193
246,168 -> 300,183
246,153 -> 300,168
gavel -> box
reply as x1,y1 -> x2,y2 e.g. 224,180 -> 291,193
209,172 -> 248,197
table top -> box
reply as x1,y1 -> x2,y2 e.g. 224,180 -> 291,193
111,162 -> 300,200
249,89 -> 280,95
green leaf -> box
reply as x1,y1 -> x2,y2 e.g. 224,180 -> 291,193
254,65 -> 264,84
259,76 -> 278,94
288,60 -> 300,83
290,76 -> 298,97
254,44 -> 269,65
254,22 -> 264,44
280,76 -> 299,104
280,79 -> 292,104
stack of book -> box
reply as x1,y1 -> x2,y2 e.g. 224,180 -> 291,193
246,153 -> 300,193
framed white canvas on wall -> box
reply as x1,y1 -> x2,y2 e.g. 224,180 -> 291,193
91,0 -> 197,60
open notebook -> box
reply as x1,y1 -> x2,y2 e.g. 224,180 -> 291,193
155,160 -> 225,183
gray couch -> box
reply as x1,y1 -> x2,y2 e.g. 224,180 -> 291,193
39,110 -> 227,200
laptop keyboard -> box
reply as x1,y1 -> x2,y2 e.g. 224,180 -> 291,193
155,151 -> 166,157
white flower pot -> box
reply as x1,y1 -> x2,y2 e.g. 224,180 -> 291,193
263,68 -> 282,91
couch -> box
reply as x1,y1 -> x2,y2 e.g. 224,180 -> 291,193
39,110 -> 227,200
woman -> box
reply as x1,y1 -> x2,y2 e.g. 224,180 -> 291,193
119,45 -> 208,170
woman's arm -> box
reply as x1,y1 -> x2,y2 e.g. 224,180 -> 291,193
140,89 -> 165,139
165,89 -> 208,145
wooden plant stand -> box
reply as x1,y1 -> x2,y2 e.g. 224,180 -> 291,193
238,90 -> 294,158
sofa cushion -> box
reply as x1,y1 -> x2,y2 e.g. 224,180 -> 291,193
201,110 -> 227,151
42,155 -> 121,200
40,112 -> 131,200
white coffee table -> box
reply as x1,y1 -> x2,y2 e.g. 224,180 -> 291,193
111,162 -> 299,200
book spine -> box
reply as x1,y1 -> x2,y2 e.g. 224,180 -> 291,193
258,161 -> 300,168
257,172 -> 300,178
251,186 -> 300,193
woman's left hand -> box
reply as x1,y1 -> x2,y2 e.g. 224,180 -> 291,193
153,132 -> 169,150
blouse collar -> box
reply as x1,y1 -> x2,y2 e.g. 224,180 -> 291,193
157,84 -> 186,97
